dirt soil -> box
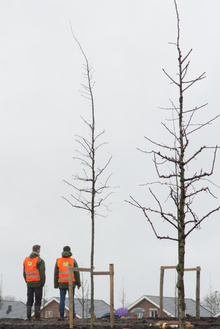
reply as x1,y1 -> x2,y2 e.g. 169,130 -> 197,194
1,317 -> 220,329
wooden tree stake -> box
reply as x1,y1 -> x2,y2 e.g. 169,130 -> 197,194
69,264 -> 74,329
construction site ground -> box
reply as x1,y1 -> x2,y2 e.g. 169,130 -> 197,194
1,317 -> 220,329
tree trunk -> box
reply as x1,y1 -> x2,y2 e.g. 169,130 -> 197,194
90,208 -> 95,329
177,6 -> 186,324
177,233 -> 186,329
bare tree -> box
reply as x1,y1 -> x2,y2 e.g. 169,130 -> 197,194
127,1 -> 219,328
202,288 -> 220,316
76,272 -> 90,319
63,29 -> 114,329
3,295 -> 15,301
118,278 -> 128,308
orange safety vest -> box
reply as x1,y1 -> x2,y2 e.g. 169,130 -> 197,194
57,257 -> 75,283
24,257 -> 40,282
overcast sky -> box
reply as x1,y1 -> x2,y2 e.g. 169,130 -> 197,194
0,0 -> 220,310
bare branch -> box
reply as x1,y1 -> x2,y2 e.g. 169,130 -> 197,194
182,72 -> 206,92
181,49 -> 193,64
185,206 -> 220,238
139,136 -> 178,153
162,68 -> 179,86
187,114 -> 220,135
184,146 -> 206,165
126,196 -> 178,241
182,103 -> 208,114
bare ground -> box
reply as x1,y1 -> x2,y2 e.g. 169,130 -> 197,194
1,317 -> 220,329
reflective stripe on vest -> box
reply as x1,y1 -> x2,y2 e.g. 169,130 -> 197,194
57,257 -> 75,283
24,257 -> 40,282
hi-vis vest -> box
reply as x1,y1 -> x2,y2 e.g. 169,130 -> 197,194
57,257 -> 75,283
24,257 -> 40,282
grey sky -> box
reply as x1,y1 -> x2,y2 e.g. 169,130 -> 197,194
0,0 -> 220,309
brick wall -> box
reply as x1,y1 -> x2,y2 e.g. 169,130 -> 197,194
128,298 -> 167,318
40,300 -> 69,318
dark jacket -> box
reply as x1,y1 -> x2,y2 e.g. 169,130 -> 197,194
23,252 -> 46,288
54,250 -> 81,289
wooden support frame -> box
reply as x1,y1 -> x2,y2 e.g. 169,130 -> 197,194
159,266 -> 201,319
68,264 -> 114,329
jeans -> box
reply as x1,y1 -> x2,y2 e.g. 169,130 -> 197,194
59,288 -> 75,317
26,286 -> 43,307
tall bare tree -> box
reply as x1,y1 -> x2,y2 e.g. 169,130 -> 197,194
76,272 -> 90,319
127,1 -> 219,328
202,288 -> 220,316
118,278 -> 128,308
63,30 -> 113,329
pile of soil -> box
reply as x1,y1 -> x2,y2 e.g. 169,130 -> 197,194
1,317 -> 220,329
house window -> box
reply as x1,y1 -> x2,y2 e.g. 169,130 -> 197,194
136,312 -> 143,319
46,311 -> 53,318
149,309 -> 158,318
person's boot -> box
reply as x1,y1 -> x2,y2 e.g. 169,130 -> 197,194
35,306 -> 42,321
26,306 -> 32,321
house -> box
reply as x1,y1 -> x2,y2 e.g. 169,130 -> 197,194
39,297 -> 111,319
0,300 -> 26,319
127,295 -> 212,318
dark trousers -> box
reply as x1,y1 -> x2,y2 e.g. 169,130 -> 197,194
26,286 -> 43,307
59,288 -> 75,317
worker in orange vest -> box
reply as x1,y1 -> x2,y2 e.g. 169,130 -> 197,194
54,246 -> 81,321
23,244 -> 46,321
